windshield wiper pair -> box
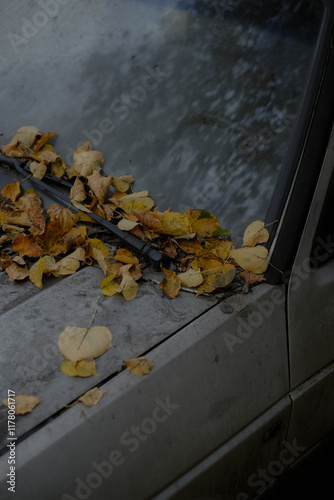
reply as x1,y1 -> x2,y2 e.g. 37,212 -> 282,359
0,156 -> 167,268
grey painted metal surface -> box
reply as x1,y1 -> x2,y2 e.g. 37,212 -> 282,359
287,361 -> 334,453
0,265 -> 216,448
287,127 -> 334,388
153,397 -> 291,500
0,284 -> 288,499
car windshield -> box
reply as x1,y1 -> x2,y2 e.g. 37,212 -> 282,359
0,0 -> 323,239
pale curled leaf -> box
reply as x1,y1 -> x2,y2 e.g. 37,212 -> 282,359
242,220 -> 269,247
177,268 -> 203,288
117,219 -> 139,231
3,394 -> 42,415
230,246 -> 268,274
58,325 -> 112,364
78,387 -> 106,407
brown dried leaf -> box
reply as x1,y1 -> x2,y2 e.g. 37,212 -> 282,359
29,257 -> 46,288
159,267 -> 181,299
6,262 -> 29,282
30,161 -> 47,180
1,181 -> 21,203
77,387 -> 106,407
12,234 -> 43,258
33,131 -> 57,151
114,248 -> 139,266
87,170 -> 113,204
70,177 -> 86,203
123,357 -> 154,376
133,211 -> 162,232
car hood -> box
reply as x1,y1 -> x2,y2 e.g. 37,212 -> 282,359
0,256 -> 220,449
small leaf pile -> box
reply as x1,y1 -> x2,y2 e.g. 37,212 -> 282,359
1,126 -> 270,299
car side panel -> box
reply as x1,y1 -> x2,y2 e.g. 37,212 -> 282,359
152,397 -> 291,500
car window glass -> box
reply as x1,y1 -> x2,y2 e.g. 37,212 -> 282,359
0,0 -> 324,238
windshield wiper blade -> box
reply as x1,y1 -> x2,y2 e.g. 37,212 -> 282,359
0,156 -> 167,268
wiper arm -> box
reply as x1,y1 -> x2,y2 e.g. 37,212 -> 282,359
0,156 -> 167,268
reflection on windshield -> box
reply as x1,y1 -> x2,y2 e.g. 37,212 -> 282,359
0,0 -> 323,238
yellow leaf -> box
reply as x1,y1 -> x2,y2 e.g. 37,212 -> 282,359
123,357 -> 154,376
87,170 -> 113,204
29,144 -> 58,164
58,325 -> 112,364
51,157 -> 66,178
114,248 -> 139,265
33,131 -> 57,151
100,275 -> 119,296
117,219 -> 139,231
176,235 -> 203,255
133,211 -> 162,232
30,160 -> 47,179
184,209 -> 221,237
116,263 -> 142,281
121,191 -> 155,213
1,181 -> 21,203
230,246 -> 268,274
87,238 -> 110,274
78,210 -> 94,222
205,239 -> 234,260
52,247 -> 85,277
159,267 -> 181,298
5,262 -> 29,282
12,234 -> 43,258
12,126 -> 40,148
47,204 -> 79,233
123,200 -> 153,214
69,177 -> 86,202
177,268 -> 203,288
197,263 -> 236,295
29,257 -> 46,288
78,387 -> 106,407
118,271 -> 139,301
191,250 -> 223,271
2,394 -> 42,415
242,220 -> 269,247
160,212 -> 192,237
73,150 -> 104,178
110,175 -> 134,192
61,359 -> 99,377
71,201 -> 93,213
